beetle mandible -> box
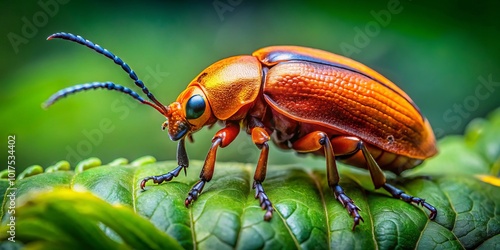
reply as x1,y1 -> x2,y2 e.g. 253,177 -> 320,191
44,32 -> 438,230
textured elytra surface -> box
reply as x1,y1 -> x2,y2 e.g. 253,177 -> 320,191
1,108 -> 499,249
263,61 -> 436,159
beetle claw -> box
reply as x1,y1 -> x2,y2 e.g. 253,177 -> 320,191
421,201 -> 438,220
352,215 -> 364,231
140,177 -> 153,190
346,202 -> 363,230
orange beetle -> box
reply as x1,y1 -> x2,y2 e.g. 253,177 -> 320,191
44,32 -> 437,230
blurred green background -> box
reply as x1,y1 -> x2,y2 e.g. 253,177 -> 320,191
1,0 -> 499,171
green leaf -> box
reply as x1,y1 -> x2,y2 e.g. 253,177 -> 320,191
1,188 -> 182,250
1,108 -> 499,249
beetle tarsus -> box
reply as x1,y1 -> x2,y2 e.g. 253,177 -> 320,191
332,184 -> 363,230
382,183 -> 438,220
140,165 -> 185,190
253,181 -> 274,221
185,180 -> 206,207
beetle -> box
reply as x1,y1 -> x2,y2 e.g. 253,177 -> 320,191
44,32 -> 438,230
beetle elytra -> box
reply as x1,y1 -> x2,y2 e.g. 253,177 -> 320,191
44,32 -> 438,230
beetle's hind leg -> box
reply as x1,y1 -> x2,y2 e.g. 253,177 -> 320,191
332,136 -> 438,220
140,139 -> 188,189
293,132 -> 363,230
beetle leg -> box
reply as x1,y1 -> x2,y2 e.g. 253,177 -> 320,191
331,136 -> 437,220
330,136 -> 386,189
250,126 -> 274,221
185,122 -> 240,207
292,132 -> 363,230
140,139 -> 188,190
382,183 -> 437,220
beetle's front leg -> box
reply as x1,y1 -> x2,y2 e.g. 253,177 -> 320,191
293,132 -> 363,230
250,126 -> 274,221
140,139 -> 188,189
184,122 -> 240,206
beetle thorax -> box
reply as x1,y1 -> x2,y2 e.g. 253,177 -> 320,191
187,55 -> 262,120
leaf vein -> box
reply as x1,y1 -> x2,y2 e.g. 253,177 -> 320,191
414,217 -> 429,248
274,201 -> 302,249
234,164 -> 254,249
365,188 -> 378,250
306,169 -> 330,249
190,195 -> 197,250
132,164 -> 140,213
440,181 -> 458,232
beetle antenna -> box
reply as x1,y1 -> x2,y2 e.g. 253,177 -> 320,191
47,32 -> 168,116
42,82 -> 167,114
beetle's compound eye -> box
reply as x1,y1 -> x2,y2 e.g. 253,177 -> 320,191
185,94 -> 206,120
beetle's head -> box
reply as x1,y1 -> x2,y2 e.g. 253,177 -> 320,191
163,86 -> 214,141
